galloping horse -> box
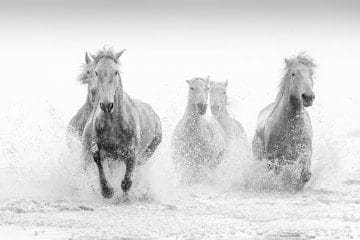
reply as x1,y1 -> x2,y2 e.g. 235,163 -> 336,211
252,53 -> 316,187
210,80 -> 249,147
68,52 -> 97,138
82,48 -> 162,198
172,77 -> 226,183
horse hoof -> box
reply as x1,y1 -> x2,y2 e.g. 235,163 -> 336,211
101,186 -> 114,199
121,179 -> 132,193
300,169 -> 311,183
122,194 -> 131,203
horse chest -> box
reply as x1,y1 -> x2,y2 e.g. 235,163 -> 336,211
177,128 -> 209,159
95,119 -> 134,156
266,119 -> 311,161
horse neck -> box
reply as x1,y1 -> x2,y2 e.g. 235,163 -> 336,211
272,86 -> 304,123
183,101 -> 201,127
216,105 -> 230,121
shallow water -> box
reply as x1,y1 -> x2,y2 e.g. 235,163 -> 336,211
0,102 -> 359,239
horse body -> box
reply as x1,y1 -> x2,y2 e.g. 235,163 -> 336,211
172,78 -> 226,183
173,114 -> 226,167
254,102 -> 312,168
87,92 -> 161,162
82,49 -> 161,198
252,53 -> 316,187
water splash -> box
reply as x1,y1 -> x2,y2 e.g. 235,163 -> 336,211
0,100 -> 359,204
0,101 -> 84,200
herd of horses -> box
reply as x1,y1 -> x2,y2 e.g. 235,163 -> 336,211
67,48 -> 316,199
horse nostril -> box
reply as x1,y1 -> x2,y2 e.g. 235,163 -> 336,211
100,103 -> 113,113
302,94 -> 309,100
302,94 -> 315,103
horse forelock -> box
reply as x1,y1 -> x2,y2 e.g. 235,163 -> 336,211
92,48 -> 124,79
188,77 -> 209,85
93,47 -> 120,64
285,52 -> 316,69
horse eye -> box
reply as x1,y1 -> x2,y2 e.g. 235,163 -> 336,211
190,87 -> 195,90
291,72 -> 296,77
95,71 -> 98,76
86,70 -> 90,74
115,71 -> 118,75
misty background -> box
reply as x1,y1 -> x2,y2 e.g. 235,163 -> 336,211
0,0 -> 359,137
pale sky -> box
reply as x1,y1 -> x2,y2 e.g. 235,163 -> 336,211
0,0 -> 359,137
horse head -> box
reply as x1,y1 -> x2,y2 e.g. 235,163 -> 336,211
186,77 -> 210,115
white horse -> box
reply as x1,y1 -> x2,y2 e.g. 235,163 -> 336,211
210,80 -> 249,148
82,48 -> 162,198
252,53 -> 316,187
172,77 -> 226,183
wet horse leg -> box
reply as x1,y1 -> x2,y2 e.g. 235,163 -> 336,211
299,155 -> 312,185
121,150 -> 135,194
93,150 -> 114,199
143,134 -> 162,159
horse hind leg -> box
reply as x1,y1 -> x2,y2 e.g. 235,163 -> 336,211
93,150 -> 114,199
143,134 -> 162,159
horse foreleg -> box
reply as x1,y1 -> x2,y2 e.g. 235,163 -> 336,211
121,150 -> 135,194
93,150 -> 114,199
299,159 -> 311,185
297,152 -> 312,188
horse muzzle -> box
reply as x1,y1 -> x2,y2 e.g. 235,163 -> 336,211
90,89 -> 97,102
197,103 -> 207,115
211,105 -> 220,115
302,93 -> 315,107
100,102 -> 114,113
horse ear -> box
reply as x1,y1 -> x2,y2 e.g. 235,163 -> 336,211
206,76 -> 210,84
225,79 -> 228,87
186,79 -> 191,84
85,52 -> 91,64
115,49 -> 126,61
284,58 -> 290,65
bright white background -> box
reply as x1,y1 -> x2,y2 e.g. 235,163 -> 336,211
0,0 -> 359,137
